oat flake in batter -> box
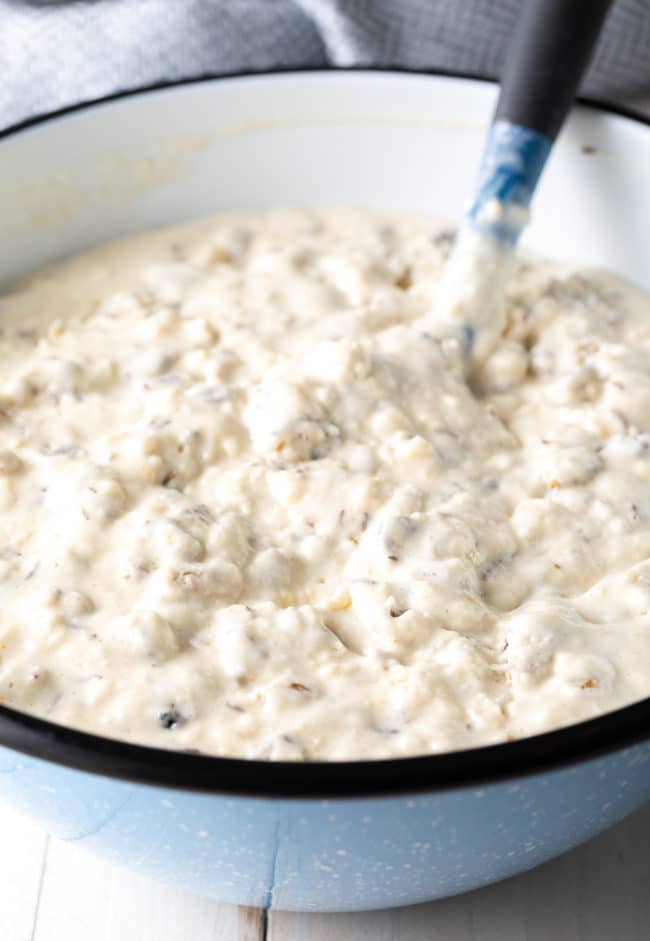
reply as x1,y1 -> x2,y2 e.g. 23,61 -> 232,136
0,208 -> 649,760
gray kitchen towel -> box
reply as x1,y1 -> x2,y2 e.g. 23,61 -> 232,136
1,0 -> 649,130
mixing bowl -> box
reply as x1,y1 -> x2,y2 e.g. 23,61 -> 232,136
0,70 -> 649,912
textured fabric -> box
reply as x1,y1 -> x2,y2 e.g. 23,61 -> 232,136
1,0 -> 649,130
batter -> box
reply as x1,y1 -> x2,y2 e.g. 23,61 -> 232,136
0,208 -> 648,760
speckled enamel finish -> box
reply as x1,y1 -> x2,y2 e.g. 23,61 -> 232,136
1,71 -> 649,912
0,742 -> 648,911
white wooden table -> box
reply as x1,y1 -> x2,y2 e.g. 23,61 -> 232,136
2,798 -> 649,941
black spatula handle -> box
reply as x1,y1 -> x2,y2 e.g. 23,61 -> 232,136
495,0 -> 614,141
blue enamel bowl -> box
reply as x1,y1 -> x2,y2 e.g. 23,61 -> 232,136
1,70 -> 649,912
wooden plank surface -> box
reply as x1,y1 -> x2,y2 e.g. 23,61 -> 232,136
0,804 -> 48,941
1,799 -> 649,941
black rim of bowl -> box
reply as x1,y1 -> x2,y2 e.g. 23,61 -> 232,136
0,68 -> 648,798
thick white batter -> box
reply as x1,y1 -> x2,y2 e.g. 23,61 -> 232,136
0,208 -> 648,760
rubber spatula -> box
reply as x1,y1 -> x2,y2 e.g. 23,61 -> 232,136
435,0 -> 614,368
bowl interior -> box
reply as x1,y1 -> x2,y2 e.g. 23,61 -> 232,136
0,71 -> 649,797
1,71 -> 649,291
